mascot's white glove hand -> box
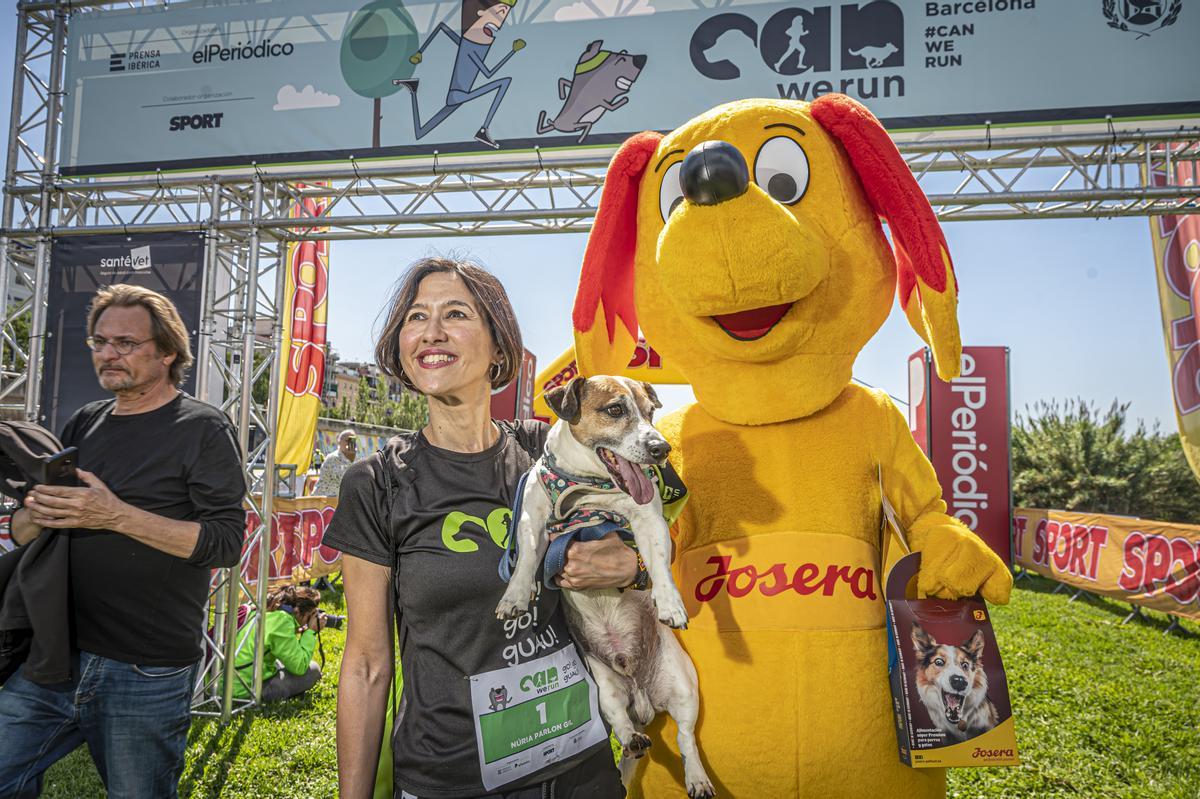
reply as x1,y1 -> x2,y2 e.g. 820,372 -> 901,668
917,523 -> 1013,605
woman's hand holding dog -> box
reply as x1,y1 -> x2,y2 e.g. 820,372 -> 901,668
555,532 -> 639,590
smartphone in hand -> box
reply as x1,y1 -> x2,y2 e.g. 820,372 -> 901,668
42,447 -> 80,487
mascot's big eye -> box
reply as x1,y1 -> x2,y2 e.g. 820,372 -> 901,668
753,136 -> 810,205
658,161 -> 685,223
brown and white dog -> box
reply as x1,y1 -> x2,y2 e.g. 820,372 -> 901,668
495,375 -> 714,798
911,623 -> 999,741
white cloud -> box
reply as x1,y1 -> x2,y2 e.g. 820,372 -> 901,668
274,84 -> 341,111
554,0 -> 654,22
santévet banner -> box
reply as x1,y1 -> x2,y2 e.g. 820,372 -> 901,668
1012,508 -> 1200,622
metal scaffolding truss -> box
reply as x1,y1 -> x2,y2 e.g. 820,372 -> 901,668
3,0 -> 1200,718
3,126 -> 1200,245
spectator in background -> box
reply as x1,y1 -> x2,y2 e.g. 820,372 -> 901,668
231,585 -> 325,703
312,428 -> 357,497
0,284 -> 245,799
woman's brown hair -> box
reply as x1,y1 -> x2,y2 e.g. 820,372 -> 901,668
87,283 -> 194,386
375,256 -> 523,393
266,585 -> 321,617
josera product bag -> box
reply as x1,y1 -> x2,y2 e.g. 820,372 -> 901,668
881,488 -> 1019,768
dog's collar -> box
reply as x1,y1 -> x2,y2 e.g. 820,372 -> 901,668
539,450 -> 620,491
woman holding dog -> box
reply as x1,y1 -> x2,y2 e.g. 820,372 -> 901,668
325,257 -> 637,799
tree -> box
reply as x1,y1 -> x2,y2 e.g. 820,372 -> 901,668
324,375 -> 428,431
340,0 -> 419,148
1012,399 -> 1200,524
2,308 -> 31,376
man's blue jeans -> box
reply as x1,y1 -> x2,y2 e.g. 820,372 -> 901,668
0,650 -> 196,799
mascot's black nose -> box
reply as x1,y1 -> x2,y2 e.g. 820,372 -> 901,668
949,675 -> 968,692
633,54 -> 647,69
681,140 -> 748,206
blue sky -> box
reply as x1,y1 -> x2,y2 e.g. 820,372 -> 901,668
329,219 -> 1174,428
0,12 -> 1178,430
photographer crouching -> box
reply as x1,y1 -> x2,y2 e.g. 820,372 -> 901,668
232,585 -> 344,703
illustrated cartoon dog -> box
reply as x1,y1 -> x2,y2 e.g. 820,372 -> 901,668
537,40 -> 646,143
488,685 -> 510,711
848,42 -> 898,68
911,623 -> 999,740
567,97 -> 1013,797
495,376 -> 715,799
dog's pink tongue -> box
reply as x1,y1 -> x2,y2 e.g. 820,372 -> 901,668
616,455 -> 656,505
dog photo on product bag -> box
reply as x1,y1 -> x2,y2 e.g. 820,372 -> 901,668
886,550 -> 1019,769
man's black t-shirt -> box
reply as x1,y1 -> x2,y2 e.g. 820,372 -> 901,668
61,393 -> 246,666
324,421 -> 611,799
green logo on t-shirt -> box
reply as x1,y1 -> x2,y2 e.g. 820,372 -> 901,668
441,507 -> 512,553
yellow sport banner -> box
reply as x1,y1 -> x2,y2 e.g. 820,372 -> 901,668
1147,150 -> 1200,480
275,187 -> 330,474
1012,508 -> 1200,622
532,338 -> 686,422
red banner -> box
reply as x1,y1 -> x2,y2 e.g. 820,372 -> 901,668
909,347 -> 1012,563
240,496 -> 342,585
490,348 -> 537,421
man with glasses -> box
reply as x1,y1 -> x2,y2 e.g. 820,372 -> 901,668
0,284 -> 245,798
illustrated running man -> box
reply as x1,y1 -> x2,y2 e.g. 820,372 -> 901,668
774,16 -> 809,72
393,0 -> 525,149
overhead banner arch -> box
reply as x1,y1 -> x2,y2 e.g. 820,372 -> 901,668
60,0 -> 1199,176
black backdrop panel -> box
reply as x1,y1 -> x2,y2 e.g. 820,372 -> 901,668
40,232 -> 206,433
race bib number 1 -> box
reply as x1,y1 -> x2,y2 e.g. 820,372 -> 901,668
469,643 -> 607,791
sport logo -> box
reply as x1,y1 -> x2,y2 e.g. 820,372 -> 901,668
1103,0 -> 1182,38
169,112 -> 224,132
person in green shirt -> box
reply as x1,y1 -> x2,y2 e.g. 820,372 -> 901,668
233,585 -> 327,701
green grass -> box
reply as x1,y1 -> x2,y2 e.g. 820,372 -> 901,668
43,590 -> 349,799
947,575 -> 1200,799
40,576 -> 1200,798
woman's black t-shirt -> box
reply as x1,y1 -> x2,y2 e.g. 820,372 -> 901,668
323,420 -> 609,799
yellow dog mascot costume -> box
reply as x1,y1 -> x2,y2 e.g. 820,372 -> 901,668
570,96 -> 1012,797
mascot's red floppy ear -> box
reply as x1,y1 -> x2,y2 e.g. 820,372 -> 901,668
811,95 -> 962,381
572,131 -> 663,377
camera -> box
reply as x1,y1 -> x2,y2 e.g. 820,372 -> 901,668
319,611 -> 345,630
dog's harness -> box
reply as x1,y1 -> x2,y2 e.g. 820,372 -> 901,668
499,451 -> 653,589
